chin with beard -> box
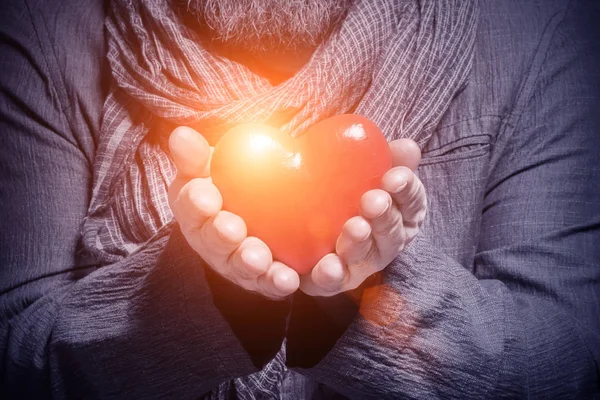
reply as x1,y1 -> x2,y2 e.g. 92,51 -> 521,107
181,0 -> 355,57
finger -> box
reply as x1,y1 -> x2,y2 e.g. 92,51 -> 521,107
171,178 -> 222,229
198,210 -> 247,260
169,126 -> 213,178
228,236 -> 272,280
336,216 -> 375,266
304,253 -> 348,295
382,167 -> 427,232
360,188 -> 393,222
389,138 -> 421,171
168,176 -> 187,207
360,189 -> 405,254
257,261 -> 300,299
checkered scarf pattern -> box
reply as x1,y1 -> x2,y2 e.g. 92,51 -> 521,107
83,0 -> 477,397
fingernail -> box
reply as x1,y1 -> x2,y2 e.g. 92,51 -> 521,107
325,266 -> 344,282
241,248 -> 259,266
372,198 -> 391,219
355,227 -> 371,242
391,181 -> 407,193
274,270 -> 299,294
244,247 -> 270,274
320,256 -> 346,287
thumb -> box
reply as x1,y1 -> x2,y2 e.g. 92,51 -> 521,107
389,138 -> 421,171
169,126 -> 213,178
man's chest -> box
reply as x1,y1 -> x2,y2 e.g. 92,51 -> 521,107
416,116 -> 499,271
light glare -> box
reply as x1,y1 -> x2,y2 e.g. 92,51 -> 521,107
344,123 -> 367,141
248,131 -> 277,153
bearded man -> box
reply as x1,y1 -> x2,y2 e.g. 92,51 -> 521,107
0,0 -> 599,399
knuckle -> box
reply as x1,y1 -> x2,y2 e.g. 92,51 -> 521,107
320,277 -> 345,294
235,252 -> 268,280
234,277 -> 257,292
343,278 -> 363,292
344,268 -> 376,292
397,241 -> 406,253
313,267 -> 345,294
242,235 -> 267,249
258,281 -> 282,300
315,284 -> 342,297
218,262 -> 254,288
399,179 -> 426,213
347,243 -> 379,271
180,179 -> 203,209
168,178 -> 186,207
372,207 -> 401,236
404,194 -> 428,225
230,262 -> 254,281
186,179 -> 209,203
214,212 -> 246,242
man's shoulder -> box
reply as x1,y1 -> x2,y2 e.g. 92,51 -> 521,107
1,0 -> 108,74
475,0 -> 575,114
0,0 -> 109,150
480,0 -> 571,32
477,0 -> 573,65
425,0 -> 582,153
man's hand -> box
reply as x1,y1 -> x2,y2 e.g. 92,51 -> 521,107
299,139 -> 427,297
168,126 -> 300,300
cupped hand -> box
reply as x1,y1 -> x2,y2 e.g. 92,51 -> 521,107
299,138 -> 427,297
168,126 -> 300,300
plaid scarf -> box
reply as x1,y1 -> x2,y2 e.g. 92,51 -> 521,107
84,0 -> 477,397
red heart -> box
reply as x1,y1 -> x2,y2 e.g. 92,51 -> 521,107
211,114 -> 392,274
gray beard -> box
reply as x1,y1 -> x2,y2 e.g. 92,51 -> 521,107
182,0 -> 355,56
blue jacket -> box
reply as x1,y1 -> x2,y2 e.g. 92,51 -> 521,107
0,0 -> 599,398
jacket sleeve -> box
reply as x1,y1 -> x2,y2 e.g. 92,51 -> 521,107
286,1 -> 600,398
0,2 -> 287,398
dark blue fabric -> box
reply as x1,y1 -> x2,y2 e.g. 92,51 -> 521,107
285,2 -> 600,398
1,0 -> 600,399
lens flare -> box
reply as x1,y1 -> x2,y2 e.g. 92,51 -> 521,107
248,130 -> 278,153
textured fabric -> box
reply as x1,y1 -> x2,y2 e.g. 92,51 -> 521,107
2,0 -> 600,399
285,1 -> 600,397
82,2 -> 477,396
83,0 -> 478,263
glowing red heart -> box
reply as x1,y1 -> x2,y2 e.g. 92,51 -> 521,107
211,114 -> 392,274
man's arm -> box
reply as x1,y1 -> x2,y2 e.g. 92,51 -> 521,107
287,1 -> 600,397
0,3 -> 286,398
